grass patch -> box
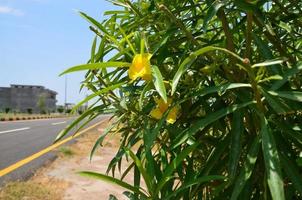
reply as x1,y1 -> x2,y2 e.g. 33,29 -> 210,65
58,146 -> 74,157
0,182 -> 60,200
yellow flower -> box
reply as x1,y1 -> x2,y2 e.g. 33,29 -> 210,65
150,97 -> 179,124
128,53 -> 152,81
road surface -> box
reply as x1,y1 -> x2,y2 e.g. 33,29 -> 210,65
0,116 -> 107,186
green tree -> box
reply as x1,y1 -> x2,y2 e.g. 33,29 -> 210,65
57,0 -> 302,199
37,93 -> 46,114
57,106 -> 64,114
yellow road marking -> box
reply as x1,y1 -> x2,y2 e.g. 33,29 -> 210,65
0,118 -> 107,177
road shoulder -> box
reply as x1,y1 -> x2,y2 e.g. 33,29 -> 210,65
0,118 -> 132,200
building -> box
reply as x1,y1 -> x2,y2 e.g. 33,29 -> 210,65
0,84 -> 57,113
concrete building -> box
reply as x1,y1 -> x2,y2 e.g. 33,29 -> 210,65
0,84 -> 57,113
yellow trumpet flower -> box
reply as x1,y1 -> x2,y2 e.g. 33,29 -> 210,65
150,97 -> 179,124
128,53 -> 152,81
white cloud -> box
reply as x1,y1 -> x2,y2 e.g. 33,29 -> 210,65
0,6 -> 24,16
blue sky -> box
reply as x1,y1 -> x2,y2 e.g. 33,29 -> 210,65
0,0 -> 115,105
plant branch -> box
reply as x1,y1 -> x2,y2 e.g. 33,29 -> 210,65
158,4 -> 199,46
245,12 -> 253,60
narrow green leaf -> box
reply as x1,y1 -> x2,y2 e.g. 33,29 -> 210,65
261,116 -> 285,200
268,91 -> 302,102
278,21 -> 292,33
252,33 -> 273,60
261,89 -> 289,114
271,62 -> 302,90
91,36 -> 97,63
165,175 -> 225,200
203,1 -> 225,32
152,32 -> 172,55
184,83 -> 251,102
139,82 -> 152,110
78,171 -> 148,198
109,194 -> 118,200
117,25 -> 136,54
79,11 -> 109,35
230,136 -> 260,200
202,134 -> 231,176
90,120 -> 120,161
234,0 -> 258,12
152,65 -> 167,103
252,59 -> 285,68
95,36 -> 106,62
125,148 -> 153,194
172,101 -> 255,148
280,153 -> 302,195
171,46 -> 244,94
71,81 -> 125,113
104,10 -> 129,15
155,143 -> 199,194
54,105 -> 104,142
228,111 -> 244,179
60,62 -> 131,76
140,37 -> 145,54
258,75 -> 283,83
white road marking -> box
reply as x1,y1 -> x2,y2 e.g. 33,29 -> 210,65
51,121 -> 66,125
0,127 -> 30,135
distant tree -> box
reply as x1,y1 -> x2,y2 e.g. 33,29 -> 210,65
5,108 -> 10,113
37,93 -> 47,114
65,109 -> 72,114
27,108 -> 32,114
57,106 -> 64,113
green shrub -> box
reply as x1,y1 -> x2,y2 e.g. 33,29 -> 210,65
65,109 -> 72,114
57,1 -> 302,199
5,108 -> 10,114
57,106 -> 64,113
27,108 -> 33,114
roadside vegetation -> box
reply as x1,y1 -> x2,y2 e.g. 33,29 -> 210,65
57,0 -> 302,199
0,113 -> 67,121
0,182 -> 60,200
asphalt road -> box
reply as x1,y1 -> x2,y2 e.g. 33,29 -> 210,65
0,116 -> 107,186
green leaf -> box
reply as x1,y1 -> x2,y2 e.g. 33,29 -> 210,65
228,111 -> 244,179
252,33 -> 273,60
257,75 -> 283,83
271,62 -> 302,90
280,153 -> 302,195
125,148 -> 153,195
252,59 -> 285,68
202,134 -> 231,176
54,105 -> 104,142
91,36 -> 97,63
71,81 -> 125,113
203,1 -> 225,32
109,194 -> 118,200
89,119 -> 121,161
171,46 -> 244,94
230,136 -> 260,200
261,89 -> 289,114
60,62 -> 131,76
139,82 -> 152,110
155,143 -> 199,194
185,83 -> 251,102
278,21 -> 292,33
172,101 -> 255,148
261,116 -> 285,200
165,175 -> 225,200
268,91 -> 302,102
78,171 -> 148,198
79,11 -> 109,35
152,65 -> 167,103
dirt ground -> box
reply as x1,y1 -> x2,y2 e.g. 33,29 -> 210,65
0,119 -> 134,200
